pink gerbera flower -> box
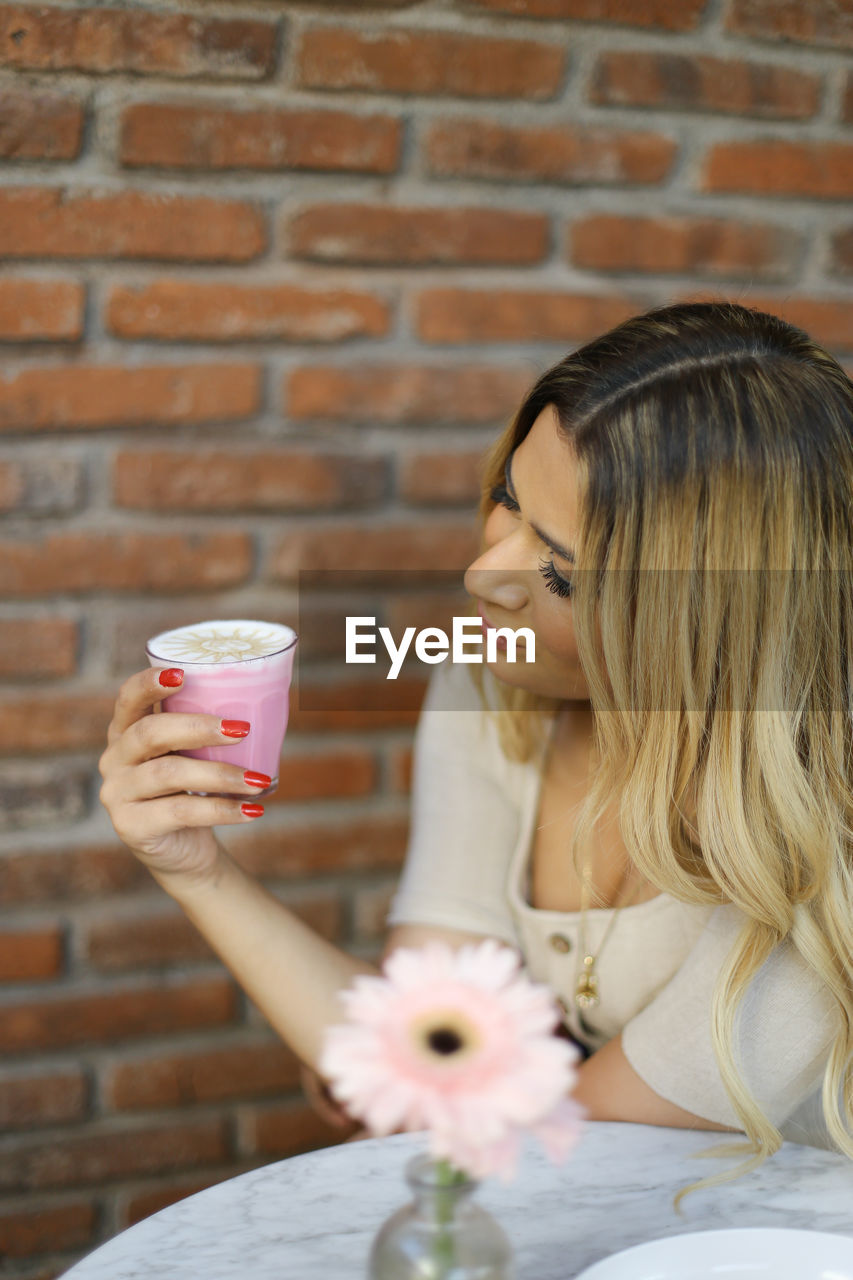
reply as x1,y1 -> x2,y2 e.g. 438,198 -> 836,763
319,940 -> 584,1181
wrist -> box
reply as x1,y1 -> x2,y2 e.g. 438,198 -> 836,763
149,839 -> 237,904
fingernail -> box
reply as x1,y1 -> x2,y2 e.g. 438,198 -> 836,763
244,771 -> 271,789
241,803 -> 264,819
159,668 -> 184,687
221,720 -> 250,739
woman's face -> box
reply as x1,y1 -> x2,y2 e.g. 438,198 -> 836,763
463,405 -> 591,702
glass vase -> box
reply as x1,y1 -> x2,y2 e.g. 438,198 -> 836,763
368,1153 -> 515,1280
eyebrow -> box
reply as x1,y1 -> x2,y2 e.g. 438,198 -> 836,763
505,452 -> 576,564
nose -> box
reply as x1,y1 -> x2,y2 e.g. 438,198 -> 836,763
464,517 -> 529,612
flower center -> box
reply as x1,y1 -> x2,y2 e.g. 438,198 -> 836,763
410,1008 -> 482,1065
427,1028 -> 464,1056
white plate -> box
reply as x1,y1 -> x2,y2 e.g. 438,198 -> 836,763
574,1228 -> 853,1280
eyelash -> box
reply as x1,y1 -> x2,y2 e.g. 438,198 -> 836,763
538,557 -> 574,598
489,482 -> 519,513
489,483 -> 574,599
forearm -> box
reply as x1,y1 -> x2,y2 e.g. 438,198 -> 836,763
155,847 -> 377,1070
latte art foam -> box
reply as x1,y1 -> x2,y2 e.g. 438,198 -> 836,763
147,620 -> 296,665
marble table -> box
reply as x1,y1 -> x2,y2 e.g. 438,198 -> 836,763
61,1122 -> 853,1279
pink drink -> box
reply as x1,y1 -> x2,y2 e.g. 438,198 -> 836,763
146,620 -> 297,798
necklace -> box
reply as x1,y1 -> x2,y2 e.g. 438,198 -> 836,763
547,708 -> 646,1023
574,853 -> 643,1018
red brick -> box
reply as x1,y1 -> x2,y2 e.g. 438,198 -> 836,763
287,203 -> 547,266
0,844 -> 148,905
0,88 -> 83,159
114,450 -> 387,513
0,457 -> 84,515
0,762 -> 90,831
570,213 -> 800,279
295,599 -> 366,663
121,103 -> 401,174
286,675 -> 426,732
107,281 -> 390,343
0,925 -> 62,981
466,0 -> 706,27
0,618 -> 78,678
399,450 -> 484,505
0,188 -> 265,262
718,294 -> 853,354
844,73 -> 853,123
85,895 -> 341,972
726,0 -> 853,50
0,461 -> 18,509
298,27 -> 564,99
0,1069 -> 87,1130
0,532 -> 251,597
232,813 -> 409,877
0,1201 -> 95,1258
0,363 -> 259,432
417,288 -> 643,343
241,1098 -> 343,1158
279,0 -> 422,4
0,279 -> 83,341
123,1174 -> 227,1227
390,743 -> 413,793
0,1118 -> 227,1192
287,364 -> 531,425
384,589 -> 470,640
272,746 -> 377,803
84,912 -> 212,973
0,5 -> 277,77
426,119 -> 675,184
831,228 -> 853,276
703,141 -> 853,200
106,1039 -> 302,1111
680,290 -> 853,352
0,978 -> 237,1054
589,51 -> 819,119
274,522 -> 477,581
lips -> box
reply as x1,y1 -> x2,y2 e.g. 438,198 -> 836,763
476,602 -> 508,651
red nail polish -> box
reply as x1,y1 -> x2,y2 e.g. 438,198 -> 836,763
244,771 -> 271,789
159,668 -> 184,687
241,803 -> 264,818
221,720 -> 250,739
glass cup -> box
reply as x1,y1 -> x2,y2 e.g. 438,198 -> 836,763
146,619 -> 298,799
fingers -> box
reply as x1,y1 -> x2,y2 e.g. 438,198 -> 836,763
114,755 -> 270,805
109,792 -> 265,848
300,1065 -> 360,1130
104,709 -> 250,771
107,667 -> 186,745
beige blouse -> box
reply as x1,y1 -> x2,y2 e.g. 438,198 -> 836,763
387,660 -> 838,1149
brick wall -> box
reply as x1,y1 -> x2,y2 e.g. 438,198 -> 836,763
1,0 -> 852,1272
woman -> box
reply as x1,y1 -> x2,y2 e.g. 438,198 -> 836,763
99,301 -> 853,1192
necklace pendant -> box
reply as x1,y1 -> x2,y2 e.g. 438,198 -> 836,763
575,956 -> 600,1010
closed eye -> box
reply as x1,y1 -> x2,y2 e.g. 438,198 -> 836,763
539,557 -> 574,599
489,482 -> 520,513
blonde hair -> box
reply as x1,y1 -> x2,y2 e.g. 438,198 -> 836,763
477,301 -> 853,1201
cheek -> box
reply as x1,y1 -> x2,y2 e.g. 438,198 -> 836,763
535,595 -> 581,665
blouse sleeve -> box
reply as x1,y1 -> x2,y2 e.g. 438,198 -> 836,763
385,661 -> 528,947
621,904 -> 838,1129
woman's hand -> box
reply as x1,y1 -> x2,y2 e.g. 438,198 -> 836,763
299,1064 -> 361,1132
99,667 -> 268,887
